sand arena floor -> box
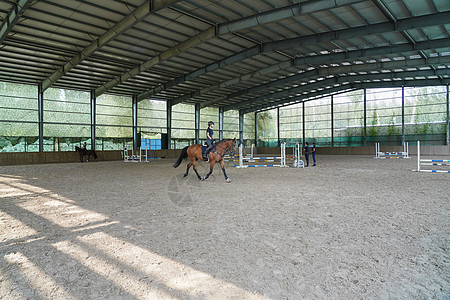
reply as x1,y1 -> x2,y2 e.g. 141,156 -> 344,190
0,155 -> 449,299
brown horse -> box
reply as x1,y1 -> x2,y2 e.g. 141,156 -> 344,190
75,146 -> 98,162
173,139 -> 237,182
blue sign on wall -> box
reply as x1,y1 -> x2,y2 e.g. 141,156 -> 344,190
141,139 -> 161,150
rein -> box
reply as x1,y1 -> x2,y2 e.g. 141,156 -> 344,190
212,140 -> 234,159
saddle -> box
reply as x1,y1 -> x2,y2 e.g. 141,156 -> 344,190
201,144 -> 215,161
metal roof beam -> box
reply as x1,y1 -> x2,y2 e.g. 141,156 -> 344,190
373,0 -> 428,60
225,64 -> 450,111
262,11 -> 450,52
352,78 -> 450,89
137,45 -> 262,101
293,38 -> 450,66
244,78 -> 450,114
196,38 -> 450,108
216,0 -> 366,35
96,26 -> 217,97
124,0 -> 368,100
318,56 -> 450,75
138,11 -> 450,102
0,0 -> 33,44
41,0 -> 180,92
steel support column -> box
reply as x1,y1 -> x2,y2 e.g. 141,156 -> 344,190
302,102 -> 306,147
219,107 -> 224,140
447,84 -> 449,145
331,95 -> 334,147
90,90 -> 96,150
132,95 -> 138,149
402,86 -> 405,145
239,110 -> 244,145
277,107 -> 280,146
167,101 -> 172,149
363,88 -> 367,145
255,112 -> 258,147
38,83 -> 44,152
195,103 -> 200,144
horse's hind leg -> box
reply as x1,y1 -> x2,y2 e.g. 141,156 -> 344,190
184,162 -> 192,177
192,163 -> 202,180
185,152 -> 202,180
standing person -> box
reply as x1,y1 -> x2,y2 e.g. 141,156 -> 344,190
312,142 -> 317,166
203,121 -> 215,161
304,142 -> 309,167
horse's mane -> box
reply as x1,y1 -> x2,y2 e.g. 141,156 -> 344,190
216,139 -> 235,145
214,139 -> 236,154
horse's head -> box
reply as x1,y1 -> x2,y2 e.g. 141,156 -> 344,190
75,146 -> 80,152
228,138 -> 237,155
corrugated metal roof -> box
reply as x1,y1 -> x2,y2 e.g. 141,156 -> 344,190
0,0 -> 449,113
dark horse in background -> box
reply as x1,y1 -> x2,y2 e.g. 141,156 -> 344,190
173,139 -> 236,182
75,146 -> 98,162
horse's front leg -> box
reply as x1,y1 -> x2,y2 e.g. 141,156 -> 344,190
203,161 -> 215,180
220,160 -> 231,182
220,159 -> 231,182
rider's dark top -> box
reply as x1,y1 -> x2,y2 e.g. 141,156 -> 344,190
207,128 -> 213,141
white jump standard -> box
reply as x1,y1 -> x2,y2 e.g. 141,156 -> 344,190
123,147 -> 161,162
234,143 -> 303,168
293,144 -> 304,168
374,142 -> 410,159
224,144 -> 255,160
415,141 -> 450,173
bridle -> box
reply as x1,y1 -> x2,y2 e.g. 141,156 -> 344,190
212,140 -> 236,159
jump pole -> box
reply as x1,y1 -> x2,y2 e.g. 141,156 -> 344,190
235,142 -> 288,168
375,142 -> 409,159
416,140 -> 450,173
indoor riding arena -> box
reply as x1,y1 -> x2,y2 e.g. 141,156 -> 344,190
1,0 -> 449,299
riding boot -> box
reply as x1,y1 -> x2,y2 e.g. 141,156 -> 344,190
202,148 -> 209,161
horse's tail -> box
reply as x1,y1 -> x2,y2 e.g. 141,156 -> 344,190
93,150 -> 98,159
173,146 -> 189,168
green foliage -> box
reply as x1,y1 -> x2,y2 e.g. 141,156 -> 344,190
387,113 -> 398,136
368,110 -> 378,136
257,110 -> 276,140
243,112 -> 256,140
